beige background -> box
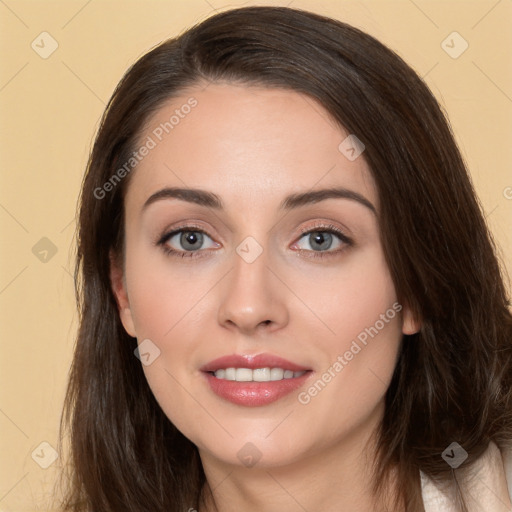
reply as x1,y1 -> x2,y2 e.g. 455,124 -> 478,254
0,0 -> 511,510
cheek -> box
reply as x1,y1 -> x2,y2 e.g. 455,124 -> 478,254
123,246 -> 213,430
295,312 -> 402,451
124,243 -> 207,339
297,247 -> 402,409
298,245 -> 399,348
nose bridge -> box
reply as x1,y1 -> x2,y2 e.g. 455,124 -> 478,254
217,234 -> 288,332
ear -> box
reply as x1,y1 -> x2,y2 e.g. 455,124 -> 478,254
109,249 -> 137,337
401,304 -> 421,335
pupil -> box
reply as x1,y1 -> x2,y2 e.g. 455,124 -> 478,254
311,232 -> 331,251
181,231 -> 202,250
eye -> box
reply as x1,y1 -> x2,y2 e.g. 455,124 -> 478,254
156,224 -> 220,258
291,223 -> 353,259
156,222 -> 353,260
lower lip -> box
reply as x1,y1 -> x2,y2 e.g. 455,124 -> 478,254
203,371 -> 312,407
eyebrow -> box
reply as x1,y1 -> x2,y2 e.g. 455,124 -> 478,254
142,186 -> 376,214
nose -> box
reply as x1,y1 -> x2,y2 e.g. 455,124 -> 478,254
217,244 -> 289,335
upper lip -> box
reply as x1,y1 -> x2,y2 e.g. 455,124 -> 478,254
200,353 -> 311,372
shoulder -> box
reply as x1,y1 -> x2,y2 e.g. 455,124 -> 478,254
421,441 -> 512,511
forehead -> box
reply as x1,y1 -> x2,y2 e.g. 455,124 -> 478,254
124,83 -> 377,213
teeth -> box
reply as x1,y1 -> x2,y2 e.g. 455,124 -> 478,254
235,368 -> 253,381
270,368 -> 284,381
215,369 -> 226,379
253,368 -> 270,381
213,367 -> 306,382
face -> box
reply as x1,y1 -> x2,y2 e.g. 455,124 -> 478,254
110,82 -> 419,470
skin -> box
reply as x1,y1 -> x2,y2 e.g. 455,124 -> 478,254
110,83 -> 420,512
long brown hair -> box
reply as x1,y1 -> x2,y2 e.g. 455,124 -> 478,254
58,6 -> 512,511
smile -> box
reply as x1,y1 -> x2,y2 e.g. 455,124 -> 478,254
200,353 -> 313,407
211,368 -> 307,382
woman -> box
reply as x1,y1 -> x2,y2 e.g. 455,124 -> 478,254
59,6 -> 512,511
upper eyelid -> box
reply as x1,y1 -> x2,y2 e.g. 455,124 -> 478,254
160,222 -> 348,236
157,222 -> 209,242
298,221 -> 350,236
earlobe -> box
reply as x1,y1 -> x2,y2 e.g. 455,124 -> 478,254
401,304 -> 421,335
109,250 -> 137,338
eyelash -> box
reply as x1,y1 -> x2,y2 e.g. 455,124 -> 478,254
156,222 -> 353,260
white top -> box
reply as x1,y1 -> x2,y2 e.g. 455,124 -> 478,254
421,441 -> 512,511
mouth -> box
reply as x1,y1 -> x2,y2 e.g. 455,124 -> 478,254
200,353 -> 313,407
